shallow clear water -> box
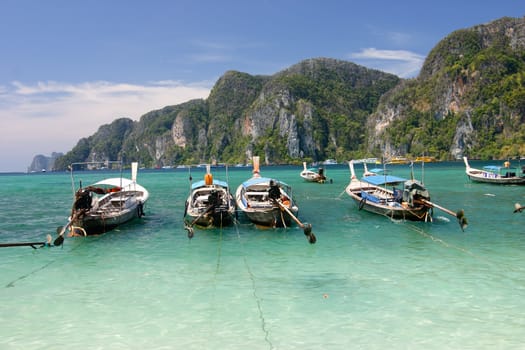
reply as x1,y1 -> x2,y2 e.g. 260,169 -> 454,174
1,161 -> 524,349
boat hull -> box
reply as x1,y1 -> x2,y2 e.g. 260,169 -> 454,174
72,205 -> 143,235
239,206 -> 296,227
69,176 -> 149,236
235,176 -> 299,228
345,160 -> 432,222
184,179 -> 236,229
346,188 -> 431,221
185,209 -> 234,228
300,173 -> 325,183
466,173 -> 525,185
300,163 -> 326,183
463,157 -> 525,185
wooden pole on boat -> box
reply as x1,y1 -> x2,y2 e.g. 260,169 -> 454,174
0,242 -> 47,249
184,204 -> 216,239
53,217 -> 73,246
0,235 -> 53,249
252,156 -> 261,178
131,162 -> 138,183
276,200 -> 316,244
420,199 -> 468,231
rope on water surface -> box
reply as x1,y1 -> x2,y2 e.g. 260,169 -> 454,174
378,213 -> 486,261
5,236 -> 90,288
403,221 -> 477,258
6,259 -> 56,288
214,222 -> 223,277
233,222 -> 274,350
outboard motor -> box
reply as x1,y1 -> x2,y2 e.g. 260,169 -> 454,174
402,180 -> 430,206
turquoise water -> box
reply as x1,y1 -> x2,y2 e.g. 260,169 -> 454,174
1,161 -> 524,349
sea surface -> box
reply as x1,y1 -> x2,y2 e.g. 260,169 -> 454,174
0,161 -> 524,349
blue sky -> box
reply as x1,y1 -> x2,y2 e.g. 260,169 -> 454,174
0,0 -> 523,172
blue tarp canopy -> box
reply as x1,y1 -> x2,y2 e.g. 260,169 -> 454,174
483,165 -> 502,171
362,175 -> 407,186
241,177 -> 290,188
242,177 -> 271,187
191,179 -> 229,189
367,168 -> 392,175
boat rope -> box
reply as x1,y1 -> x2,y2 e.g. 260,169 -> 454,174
5,259 -> 56,288
280,208 -> 287,228
215,218 -> 224,276
375,210 -> 486,262
403,222 -> 479,258
5,236 -> 91,288
405,208 -> 428,220
233,223 -> 274,349
398,219 -> 493,265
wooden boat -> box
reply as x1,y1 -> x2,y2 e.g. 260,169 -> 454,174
386,156 -> 411,165
346,160 -> 433,221
184,165 -> 235,230
66,162 -> 149,236
345,160 -> 467,229
353,158 -> 379,164
322,159 -> 337,165
362,162 -> 392,177
300,162 -> 326,183
463,157 -> 525,185
414,156 -> 438,163
236,156 -> 299,227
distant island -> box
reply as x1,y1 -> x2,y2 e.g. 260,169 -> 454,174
27,152 -> 63,172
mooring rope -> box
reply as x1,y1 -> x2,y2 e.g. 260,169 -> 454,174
215,219 -> 224,277
5,236 -> 90,288
233,222 -> 274,350
402,220 -> 477,258
378,212 -> 482,260
5,258 -> 56,288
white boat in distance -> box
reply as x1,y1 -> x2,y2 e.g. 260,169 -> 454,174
300,162 -> 327,183
463,156 -> 525,185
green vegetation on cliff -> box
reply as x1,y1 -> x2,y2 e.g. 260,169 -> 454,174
376,17 -> 525,160
53,17 -> 525,170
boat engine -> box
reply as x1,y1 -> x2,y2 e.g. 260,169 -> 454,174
402,180 -> 430,206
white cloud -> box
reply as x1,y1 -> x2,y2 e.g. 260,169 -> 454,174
0,80 -> 211,172
349,48 -> 425,78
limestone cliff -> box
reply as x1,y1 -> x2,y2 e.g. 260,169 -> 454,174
367,16 -> 525,160
50,16 -> 525,169
28,152 -> 63,172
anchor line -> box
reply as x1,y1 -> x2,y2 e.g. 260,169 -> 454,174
379,213 -> 481,260
404,221 -> 477,258
208,221 -> 224,336
215,223 -> 223,277
5,236 -> 90,288
234,223 -> 274,349
6,259 -> 55,288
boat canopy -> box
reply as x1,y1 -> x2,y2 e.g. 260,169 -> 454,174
362,174 -> 407,186
483,165 -> 503,171
92,177 -> 148,194
242,177 -> 290,188
94,178 -> 134,188
191,179 -> 229,189
367,168 -> 392,175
